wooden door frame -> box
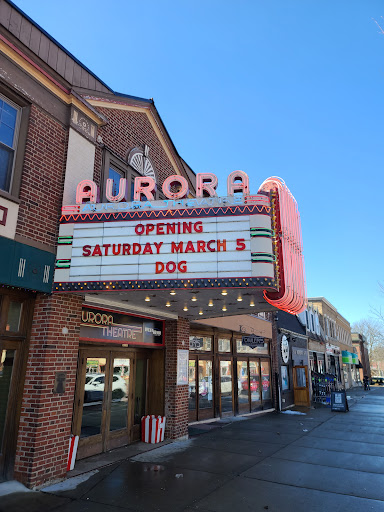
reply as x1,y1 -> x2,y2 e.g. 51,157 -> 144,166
293,365 -> 310,407
196,355 -> 214,421
0,292 -> 35,480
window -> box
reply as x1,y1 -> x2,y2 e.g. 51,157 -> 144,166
0,95 -> 20,193
281,365 -> 289,391
102,149 -> 161,203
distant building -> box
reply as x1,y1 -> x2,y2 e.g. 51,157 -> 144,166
352,333 -> 371,380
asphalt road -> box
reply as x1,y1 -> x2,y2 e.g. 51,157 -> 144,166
2,386 -> 384,512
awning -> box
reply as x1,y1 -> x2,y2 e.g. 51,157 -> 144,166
342,351 -> 359,365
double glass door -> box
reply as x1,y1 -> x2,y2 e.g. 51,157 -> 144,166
188,357 -> 214,422
74,349 -> 147,459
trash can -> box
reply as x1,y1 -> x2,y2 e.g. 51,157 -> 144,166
141,415 -> 166,443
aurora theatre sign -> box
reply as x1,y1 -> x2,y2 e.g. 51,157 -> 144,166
54,172 -> 306,317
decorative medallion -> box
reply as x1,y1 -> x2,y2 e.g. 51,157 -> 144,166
281,334 -> 289,363
128,145 -> 156,181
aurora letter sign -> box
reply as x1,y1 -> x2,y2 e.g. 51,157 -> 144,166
54,172 -> 306,315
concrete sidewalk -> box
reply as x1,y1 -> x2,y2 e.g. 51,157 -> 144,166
2,386 -> 384,512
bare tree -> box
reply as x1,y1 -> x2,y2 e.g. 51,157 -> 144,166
352,318 -> 384,364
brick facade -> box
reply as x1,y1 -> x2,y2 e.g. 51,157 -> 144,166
16,105 -> 67,249
164,318 -> 190,440
13,293 -> 83,488
94,107 -> 177,188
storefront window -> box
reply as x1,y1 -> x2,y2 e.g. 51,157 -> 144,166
218,338 -> 231,353
236,339 -> 269,355
317,354 -> 325,374
6,301 -> 23,332
237,361 -> 249,405
261,360 -> 271,401
281,365 -> 289,391
198,360 -> 213,409
190,336 -> 212,351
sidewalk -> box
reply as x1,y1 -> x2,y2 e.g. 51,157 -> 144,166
2,386 -> 384,512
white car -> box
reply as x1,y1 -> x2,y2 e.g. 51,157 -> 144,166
84,374 -> 127,402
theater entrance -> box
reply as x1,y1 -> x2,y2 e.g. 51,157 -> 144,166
73,348 -> 148,460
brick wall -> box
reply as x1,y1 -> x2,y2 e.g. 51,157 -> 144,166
13,293 -> 83,488
164,317 -> 190,440
16,105 -> 67,249
94,108 -> 176,188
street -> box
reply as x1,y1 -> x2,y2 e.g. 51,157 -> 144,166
2,386 -> 384,511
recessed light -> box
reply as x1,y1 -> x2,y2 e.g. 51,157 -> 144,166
191,296 -> 197,302
221,290 -> 228,296
237,295 -> 243,302
183,305 -> 188,311
145,296 -> 150,302
166,302 -> 171,307
199,310 -> 203,315
222,305 -> 227,311
208,300 -> 213,307
170,290 -> 176,295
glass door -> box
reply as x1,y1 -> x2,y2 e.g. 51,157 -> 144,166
219,359 -> 233,416
249,359 -> 261,410
198,358 -> 213,420
237,360 -> 250,414
75,350 -> 135,459
188,357 -> 214,422
260,360 -> 272,405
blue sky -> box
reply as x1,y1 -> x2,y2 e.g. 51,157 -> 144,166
14,0 -> 384,324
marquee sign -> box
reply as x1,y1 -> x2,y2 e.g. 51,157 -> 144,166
54,172 -> 306,315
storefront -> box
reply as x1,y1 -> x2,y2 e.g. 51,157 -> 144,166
188,326 -> 272,422
72,305 -> 165,459
326,344 -> 342,384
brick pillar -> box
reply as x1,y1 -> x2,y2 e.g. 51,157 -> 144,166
13,293 -> 83,488
164,317 -> 189,440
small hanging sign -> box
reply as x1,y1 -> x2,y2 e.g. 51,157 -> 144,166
242,335 -> 265,349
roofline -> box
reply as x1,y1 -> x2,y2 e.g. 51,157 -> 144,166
6,0 -> 115,93
308,297 -> 350,325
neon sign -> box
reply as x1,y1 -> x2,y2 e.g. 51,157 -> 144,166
56,172 -> 307,315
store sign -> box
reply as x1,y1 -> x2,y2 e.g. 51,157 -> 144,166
342,351 -> 353,364
326,343 -> 340,355
242,335 -> 265,348
189,336 -> 204,349
54,173 -> 307,315
80,307 -> 163,346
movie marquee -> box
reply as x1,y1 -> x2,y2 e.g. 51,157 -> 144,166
54,172 -> 306,317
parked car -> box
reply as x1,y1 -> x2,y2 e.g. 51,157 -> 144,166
84,374 -> 127,403
371,377 -> 384,386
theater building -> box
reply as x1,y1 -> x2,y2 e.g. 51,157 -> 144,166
0,1 -> 306,487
